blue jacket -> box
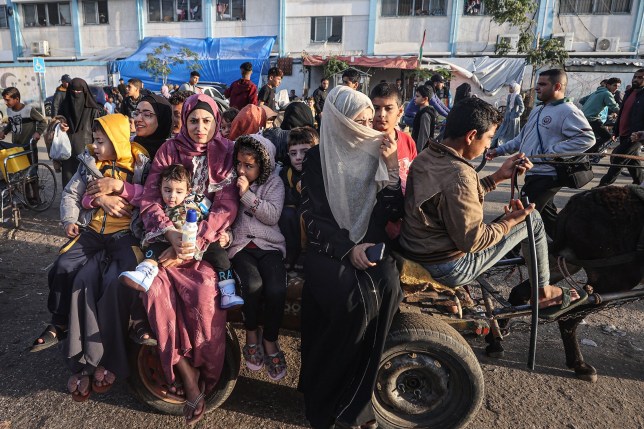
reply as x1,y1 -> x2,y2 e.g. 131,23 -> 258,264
579,86 -> 619,121
403,93 -> 450,126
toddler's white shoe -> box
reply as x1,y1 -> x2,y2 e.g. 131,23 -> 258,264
219,279 -> 244,309
119,261 -> 159,293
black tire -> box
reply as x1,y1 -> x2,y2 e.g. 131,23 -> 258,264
128,323 -> 241,415
374,312 -> 484,429
22,163 -> 57,212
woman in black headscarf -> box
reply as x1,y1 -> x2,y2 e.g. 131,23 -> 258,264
59,78 -> 102,186
263,101 -> 315,164
131,94 -> 172,160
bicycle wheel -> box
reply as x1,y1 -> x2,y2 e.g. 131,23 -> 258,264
21,163 -> 57,212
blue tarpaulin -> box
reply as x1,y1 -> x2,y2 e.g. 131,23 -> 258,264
111,36 -> 275,90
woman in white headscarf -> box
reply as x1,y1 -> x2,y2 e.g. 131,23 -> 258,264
298,86 -> 404,429
493,81 -> 524,148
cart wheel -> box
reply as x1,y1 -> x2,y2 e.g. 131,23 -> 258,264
22,163 -> 57,212
373,312 -> 484,429
128,323 -> 241,415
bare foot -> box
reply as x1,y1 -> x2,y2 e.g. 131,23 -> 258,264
263,339 -> 279,356
537,285 -> 580,309
175,358 -> 205,424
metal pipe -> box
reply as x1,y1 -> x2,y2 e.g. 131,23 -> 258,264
523,196 -> 539,370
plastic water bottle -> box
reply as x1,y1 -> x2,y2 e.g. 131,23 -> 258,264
181,209 -> 198,258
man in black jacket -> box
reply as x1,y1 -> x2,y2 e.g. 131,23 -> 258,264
598,69 -> 644,186
51,74 -> 71,117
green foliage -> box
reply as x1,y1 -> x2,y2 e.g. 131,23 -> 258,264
411,67 -> 451,82
485,0 -> 568,68
323,57 -> 349,78
139,43 -> 202,86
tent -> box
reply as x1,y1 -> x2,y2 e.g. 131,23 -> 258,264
110,36 -> 276,90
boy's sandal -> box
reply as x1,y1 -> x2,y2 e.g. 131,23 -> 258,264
92,366 -> 116,394
30,324 -> 67,353
67,372 -> 92,402
129,325 -> 158,347
539,286 -> 589,321
265,350 -> 287,381
184,381 -> 206,426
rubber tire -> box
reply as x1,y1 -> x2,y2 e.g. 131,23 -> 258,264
22,163 -> 57,212
373,312 -> 484,429
128,323 -> 241,415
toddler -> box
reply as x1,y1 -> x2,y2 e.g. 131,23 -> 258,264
228,134 -> 287,381
220,107 -> 239,139
278,127 -> 318,270
119,164 -> 244,309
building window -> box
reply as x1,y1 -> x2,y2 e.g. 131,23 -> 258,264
216,0 -> 245,21
83,1 -> 109,24
559,0 -> 631,14
148,0 -> 202,22
310,16 -> 342,43
382,0 -> 446,16
0,6 -> 8,28
463,0 -> 486,15
23,3 -> 72,27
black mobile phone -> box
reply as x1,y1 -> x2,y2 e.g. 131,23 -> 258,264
366,243 -> 386,263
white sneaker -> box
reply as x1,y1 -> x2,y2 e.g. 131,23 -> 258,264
219,279 -> 244,309
119,261 -> 159,293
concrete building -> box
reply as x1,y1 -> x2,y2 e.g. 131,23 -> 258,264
0,0 -> 642,104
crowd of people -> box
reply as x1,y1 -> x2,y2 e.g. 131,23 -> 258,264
0,64 -> 642,428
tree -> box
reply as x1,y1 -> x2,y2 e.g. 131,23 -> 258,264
139,43 -> 202,86
323,56 -> 349,78
485,0 -> 568,69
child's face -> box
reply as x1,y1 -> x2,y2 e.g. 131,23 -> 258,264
161,178 -> 189,208
414,92 -> 428,106
288,143 -> 310,172
187,109 -> 216,144
91,129 -> 116,161
307,99 -> 314,108
236,151 -> 260,184
220,119 -> 232,138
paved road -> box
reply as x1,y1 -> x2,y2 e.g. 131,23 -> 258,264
0,147 -> 641,429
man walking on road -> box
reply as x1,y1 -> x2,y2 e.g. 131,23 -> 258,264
579,77 -> 621,161
488,69 -> 594,238
51,74 -> 71,117
597,69 -> 644,186
312,77 -> 329,125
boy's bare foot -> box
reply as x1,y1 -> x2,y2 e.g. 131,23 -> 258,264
30,324 -> 67,352
537,284 -> 580,309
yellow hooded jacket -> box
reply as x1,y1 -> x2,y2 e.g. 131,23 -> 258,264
88,114 -> 148,234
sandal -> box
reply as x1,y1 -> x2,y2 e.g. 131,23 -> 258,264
129,324 -> 158,347
67,372 -> 91,402
184,381 -> 206,425
265,348 -> 287,381
242,342 -> 265,371
30,324 -> 67,353
92,366 -> 116,394
162,380 -> 186,402
539,286 -> 589,321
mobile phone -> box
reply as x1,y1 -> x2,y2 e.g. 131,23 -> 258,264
366,243 -> 386,263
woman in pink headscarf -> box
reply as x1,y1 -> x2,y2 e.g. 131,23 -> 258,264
140,93 -> 238,425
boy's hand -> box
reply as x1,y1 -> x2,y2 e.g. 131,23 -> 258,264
65,223 -> 79,238
380,135 -> 398,170
218,231 -> 230,247
349,243 -> 377,271
94,195 -> 131,217
485,149 -> 498,160
494,153 -> 532,181
237,176 -> 250,196
502,199 -> 535,227
87,177 -> 124,196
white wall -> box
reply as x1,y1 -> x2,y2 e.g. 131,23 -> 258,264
0,30 -> 12,62
212,0 -> 279,39
375,16 -> 451,54
80,1 -> 139,55
554,14 -> 637,53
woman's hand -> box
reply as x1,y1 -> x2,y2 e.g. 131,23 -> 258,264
502,199 -> 535,228
237,176 -> 250,196
59,123 -> 70,132
93,195 -> 131,217
86,177 -> 124,197
380,135 -> 399,170
164,229 -> 195,261
158,246 -> 183,268
65,223 -> 79,238
349,243 -> 377,271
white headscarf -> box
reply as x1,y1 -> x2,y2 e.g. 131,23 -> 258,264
508,82 -> 521,110
319,86 -> 389,243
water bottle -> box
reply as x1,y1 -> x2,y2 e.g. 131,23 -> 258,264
181,209 -> 198,258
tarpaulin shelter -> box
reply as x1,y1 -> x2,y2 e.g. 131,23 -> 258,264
303,55 -> 419,70
110,36 -> 276,90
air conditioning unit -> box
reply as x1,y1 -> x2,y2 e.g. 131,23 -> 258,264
31,40 -> 50,56
595,37 -> 619,52
497,34 -> 520,52
552,33 -> 574,51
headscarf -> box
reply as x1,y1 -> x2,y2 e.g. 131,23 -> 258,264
508,82 -> 522,110
161,85 -> 171,99
229,104 -> 266,140
319,85 -> 388,243
132,93 -> 172,159
60,78 -> 100,132
172,93 -> 233,190
280,102 -> 315,130
454,83 -> 472,105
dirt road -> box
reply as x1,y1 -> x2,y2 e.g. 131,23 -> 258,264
0,156 -> 642,429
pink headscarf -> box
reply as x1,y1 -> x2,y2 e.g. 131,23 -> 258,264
172,93 -> 233,185
228,104 -> 267,140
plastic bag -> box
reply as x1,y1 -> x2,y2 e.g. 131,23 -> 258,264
49,123 -> 72,161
